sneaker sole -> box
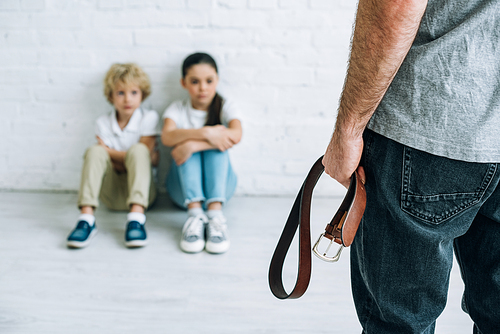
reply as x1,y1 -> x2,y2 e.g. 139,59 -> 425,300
180,240 -> 205,253
205,241 -> 230,254
67,229 -> 98,249
125,239 -> 148,248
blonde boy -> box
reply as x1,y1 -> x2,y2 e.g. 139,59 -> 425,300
67,63 -> 159,248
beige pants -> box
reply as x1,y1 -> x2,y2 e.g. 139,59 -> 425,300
77,143 -> 156,211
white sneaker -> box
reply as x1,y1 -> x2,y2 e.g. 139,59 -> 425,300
205,216 -> 230,254
180,214 -> 208,253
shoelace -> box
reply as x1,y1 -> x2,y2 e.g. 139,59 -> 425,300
76,220 -> 90,230
127,221 -> 142,230
208,218 -> 226,237
184,215 -> 206,236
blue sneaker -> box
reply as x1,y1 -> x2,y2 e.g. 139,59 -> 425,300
125,221 -> 147,248
67,221 -> 97,248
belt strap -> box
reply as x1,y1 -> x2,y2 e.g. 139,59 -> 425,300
268,156 -> 366,299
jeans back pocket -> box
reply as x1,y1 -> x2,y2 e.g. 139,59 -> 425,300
401,147 -> 496,225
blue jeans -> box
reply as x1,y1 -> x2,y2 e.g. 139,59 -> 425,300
352,130 -> 500,334
166,150 -> 237,210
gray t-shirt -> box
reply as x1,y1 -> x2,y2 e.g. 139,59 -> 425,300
368,0 -> 500,162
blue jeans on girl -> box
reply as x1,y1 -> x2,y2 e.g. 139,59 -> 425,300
166,150 -> 237,209
353,129 -> 500,334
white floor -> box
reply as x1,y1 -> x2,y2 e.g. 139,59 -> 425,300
0,192 -> 473,334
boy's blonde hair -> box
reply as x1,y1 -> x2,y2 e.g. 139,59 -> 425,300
103,63 -> 151,104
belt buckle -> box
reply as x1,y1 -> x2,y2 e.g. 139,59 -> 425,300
312,232 -> 344,262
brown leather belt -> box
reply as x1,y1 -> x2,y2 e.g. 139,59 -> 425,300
268,156 -> 366,299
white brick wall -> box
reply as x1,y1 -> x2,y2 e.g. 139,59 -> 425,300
0,0 -> 357,197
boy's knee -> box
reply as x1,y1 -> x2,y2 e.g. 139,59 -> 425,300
126,143 -> 150,162
84,145 -> 108,161
128,142 -> 149,155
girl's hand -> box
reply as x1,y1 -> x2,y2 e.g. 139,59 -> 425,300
203,125 -> 234,151
171,141 -> 194,165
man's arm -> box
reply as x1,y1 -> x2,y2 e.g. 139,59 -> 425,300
323,0 -> 428,187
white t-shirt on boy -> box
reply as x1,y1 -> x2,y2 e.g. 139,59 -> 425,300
95,108 -> 159,151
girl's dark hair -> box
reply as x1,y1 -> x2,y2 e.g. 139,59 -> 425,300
182,52 -> 223,126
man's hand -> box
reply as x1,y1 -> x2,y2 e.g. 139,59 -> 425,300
203,125 -> 235,151
321,0 -> 426,188
323,130 -> 365,188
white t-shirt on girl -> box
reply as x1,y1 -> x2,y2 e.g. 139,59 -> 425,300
95,108 -> 159,151
162,98 -> 240,129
